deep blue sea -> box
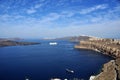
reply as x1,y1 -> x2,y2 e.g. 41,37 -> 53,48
0,40 -> 113,80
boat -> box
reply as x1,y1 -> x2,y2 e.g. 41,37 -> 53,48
25,76 -> 30,80
25,78 -> 29,80
66,69 -> 74,73
49,42 -> 58,45
89,75 -> 96,80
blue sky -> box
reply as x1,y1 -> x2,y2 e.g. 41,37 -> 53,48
0,0 -> 120,39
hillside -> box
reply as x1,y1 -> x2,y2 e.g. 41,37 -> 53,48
54,36 -> 90,42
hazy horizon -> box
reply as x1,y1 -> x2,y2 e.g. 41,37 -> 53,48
0,0 -> 120,39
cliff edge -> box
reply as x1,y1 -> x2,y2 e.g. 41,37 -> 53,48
75,37 -> 120,58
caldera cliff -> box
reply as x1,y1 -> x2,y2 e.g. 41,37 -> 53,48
75,37 -> 120,80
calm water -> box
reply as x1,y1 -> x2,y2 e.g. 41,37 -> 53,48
0,40 -> 112,80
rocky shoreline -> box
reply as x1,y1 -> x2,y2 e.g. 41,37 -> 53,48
75,37 -> 120,80
0,40 -> 40,47
91,58 -> 120,80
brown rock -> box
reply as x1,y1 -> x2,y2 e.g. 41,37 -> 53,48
115,58 -> 120,80
94,60 -> 117,80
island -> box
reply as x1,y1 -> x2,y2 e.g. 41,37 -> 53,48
53,36 -> 90,42
74,37 -> 120,80
0,39 -> 40,47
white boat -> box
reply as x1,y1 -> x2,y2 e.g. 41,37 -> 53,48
49,42 -> 58,45
25,78 -> 29,80
66,69 -> 74,73
89,76 -> 96,80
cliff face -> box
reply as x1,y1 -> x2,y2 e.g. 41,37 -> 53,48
92,58 -> 120,80
74,37 -> 120,80
93,60 -> 116,80
75,38 -> 120,58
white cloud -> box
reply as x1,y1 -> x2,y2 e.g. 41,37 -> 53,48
1,19 -> 119,38
26,3 -> 43,14
0,1 -> 120,38
61,11 -> 74,17
89,6 -> 120,23
1,4 -> 119,26
34,4 -> 42,8
26,9 -> 36,14
80,4 -> 108,14
0,14 -> 24,21
39,11 -> 75,24
40,13 -> 61,23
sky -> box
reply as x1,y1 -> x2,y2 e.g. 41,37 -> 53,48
0,0 -> 120,39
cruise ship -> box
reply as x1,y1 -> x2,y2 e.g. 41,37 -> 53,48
49,42 -> 58,45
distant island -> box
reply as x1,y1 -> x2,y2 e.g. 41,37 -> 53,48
0,38 -> 40,47
50,35 -> 91,42
74,36 -> 120,80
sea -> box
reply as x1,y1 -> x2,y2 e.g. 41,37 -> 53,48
0,40 -> 113,80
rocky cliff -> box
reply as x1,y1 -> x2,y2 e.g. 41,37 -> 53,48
75,38 -> 120,58
74,37 -> 120,80
91,58 -> 120,80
